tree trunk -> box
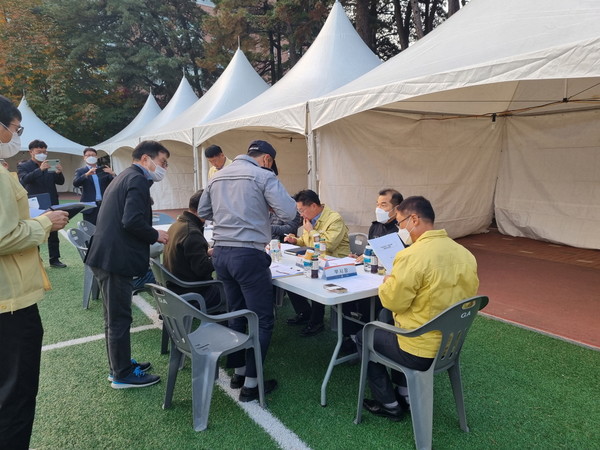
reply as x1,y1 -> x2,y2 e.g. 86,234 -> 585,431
448,0 -> 460,16
354,0 -> 375,51
410,0 -> 425,39
393,0 -> 410,50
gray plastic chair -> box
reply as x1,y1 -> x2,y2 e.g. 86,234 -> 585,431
355,295 -> 489,450
146,283 -> 265,431
77,220 -> 96,236
349,232 -> 369,256
65,228 -> 100,309
149,258 -> 227,354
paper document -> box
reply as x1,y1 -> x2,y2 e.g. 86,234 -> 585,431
270,263 -> 303,278
368,233 -> 406,271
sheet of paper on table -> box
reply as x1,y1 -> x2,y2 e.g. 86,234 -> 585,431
328,273 -> 384,293
270,262 -> 303,278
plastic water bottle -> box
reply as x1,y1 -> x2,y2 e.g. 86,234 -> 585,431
311,254 -> 319,278
364,245 -> 373,272
370,253 -> 379,274
270,239 -> 281,262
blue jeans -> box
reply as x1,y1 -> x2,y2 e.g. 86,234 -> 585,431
212,246 -> 273,378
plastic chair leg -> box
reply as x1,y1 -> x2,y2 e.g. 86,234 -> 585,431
354,350 -> 370,424
163,348 -> 182,410
406,370 -> 435,450
160,326 -> 169,354
252,337 -> 265,407
447,363 -> 469,432
190,351 -> 220,431
82,265 -> 94,309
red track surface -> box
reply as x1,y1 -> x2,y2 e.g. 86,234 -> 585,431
457,228 -> 600,350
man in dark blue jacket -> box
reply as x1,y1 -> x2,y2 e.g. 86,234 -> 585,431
86,140 -> 170,389
72,147 -> 115,225
17,140 -> 66,268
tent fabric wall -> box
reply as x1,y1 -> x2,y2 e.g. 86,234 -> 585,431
317,110 -> 500,237
496,109 -> 600,249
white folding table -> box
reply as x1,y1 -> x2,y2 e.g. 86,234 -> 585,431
272,253 -> 383,406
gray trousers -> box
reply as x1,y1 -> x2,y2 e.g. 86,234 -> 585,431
357,328 -> 433,404
91,266 -> 135,379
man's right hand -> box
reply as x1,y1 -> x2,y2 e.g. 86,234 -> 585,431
86,167 -> 97,176
40,161 -> 50,171
157,229 -> 169,244
43,210 -> 69,231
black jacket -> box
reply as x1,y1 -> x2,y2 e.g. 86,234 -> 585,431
368,219 -> 399,239
85,165 -> 159,277
162,211 -> 214,293
73,166 -> 115,203
17,159 -> 65,205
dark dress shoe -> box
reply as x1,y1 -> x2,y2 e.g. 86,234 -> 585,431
362,398 -> 405,421
49,259 -> 67,268
239,379 -> 278,402
300,322 -> 324,337
286,313 -> 310,326
339,337 -> 357,356
230,374 -> 245,389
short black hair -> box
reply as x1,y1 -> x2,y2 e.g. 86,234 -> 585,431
293,189 -> 320,206
0,95 -> 22,128
378,188 -> 404,207
29,140 -> 47,150
132,140 -> 170,161
397,196 -> 435,223
189,189 -> 203,211
83,147 -> 97,156
204,145 -> 222,158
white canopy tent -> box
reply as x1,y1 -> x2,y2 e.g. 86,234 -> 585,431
95,93 -> 161,150
105,76 -> 199,209
307,0 -> 600,249
5,97 -> 89,192
145,48 -> 269,190
194,0 -> 381,196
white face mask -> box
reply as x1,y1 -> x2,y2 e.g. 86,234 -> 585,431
148,158 -> 167,182
34,153 -> 48,162
85,156 -> 98,165
375,207 -> 392,224
0,132 -> 21,158
397,227 -> 412,246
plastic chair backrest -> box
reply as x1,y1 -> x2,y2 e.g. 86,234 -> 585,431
152,212 -> 175,225
149,284 -> 207,357
349,232 -> 369,256
77,220 -> 96,236
67,228 -> 91,261
403,296 -> 489,372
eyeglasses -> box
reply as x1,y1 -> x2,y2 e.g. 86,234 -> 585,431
396,215 -> 412,229
1,121 -> 24,136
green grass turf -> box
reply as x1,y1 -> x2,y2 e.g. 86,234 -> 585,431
32,217 -> 600,448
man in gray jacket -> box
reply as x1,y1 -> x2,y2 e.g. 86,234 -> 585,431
198,140 -> 296,402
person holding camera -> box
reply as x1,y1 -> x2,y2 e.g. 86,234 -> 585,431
17,139 -> 67,268
73,147 -> 115,225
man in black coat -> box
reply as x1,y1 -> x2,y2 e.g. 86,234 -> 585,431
72,147 -> 116,225
86,140 -> 170,389
17,139 -> 66,268
162,190 -> 221,310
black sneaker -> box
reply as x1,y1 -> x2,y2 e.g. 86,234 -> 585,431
300,322 -> 324,337
111,366 -> 160,389
49,259 -> 67,268
362,398 -> 405,421
239,379 -> 278,402
286,313 -> 310,326
339,337 -> 357,356
230,373 -> 245,389
107,359 -> 152,381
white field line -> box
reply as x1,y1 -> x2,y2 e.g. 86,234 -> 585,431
42,294 -> 311,450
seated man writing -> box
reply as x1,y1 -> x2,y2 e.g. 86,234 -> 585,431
162,190 -> 221,310
284,189 -> 350,336
358,196 -> 479,420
